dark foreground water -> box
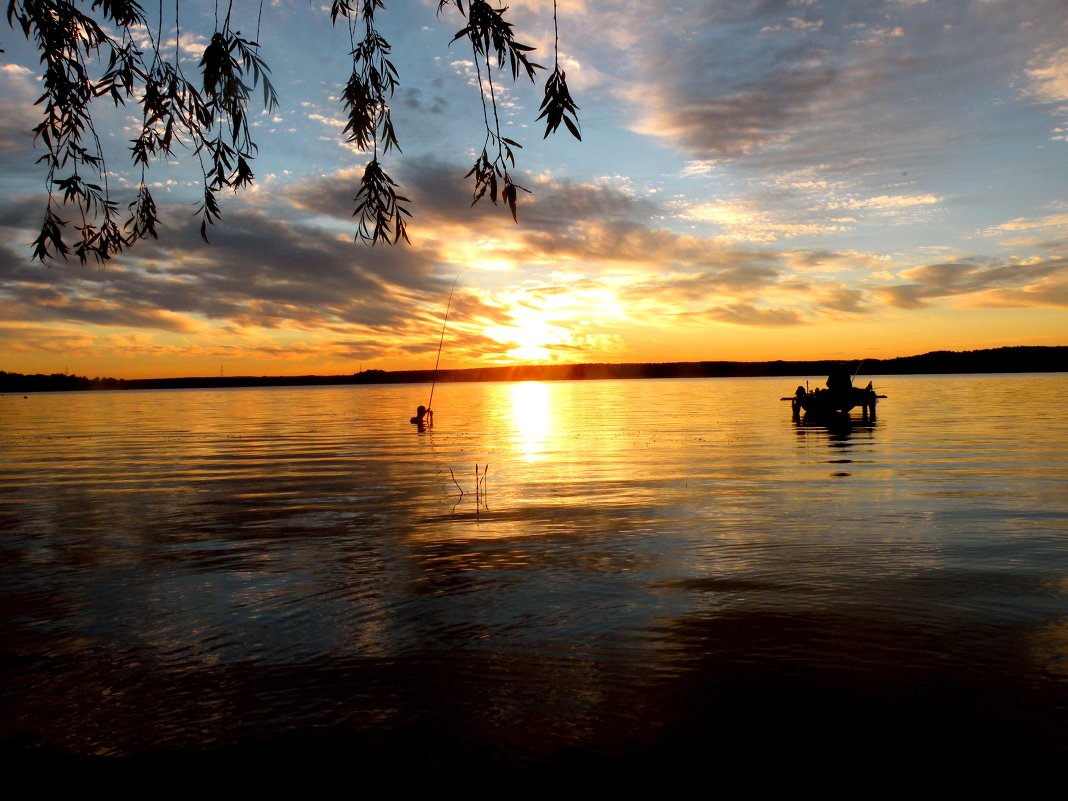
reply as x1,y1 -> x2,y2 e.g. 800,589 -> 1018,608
2,375 -> 1067,782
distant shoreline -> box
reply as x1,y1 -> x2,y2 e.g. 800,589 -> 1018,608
2,346 -> 1065,393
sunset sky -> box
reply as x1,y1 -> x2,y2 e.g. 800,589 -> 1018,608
2,0 -> 1067,378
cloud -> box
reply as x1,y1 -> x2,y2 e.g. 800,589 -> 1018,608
705,303 -> 805,327
306,112 -> 349,131
780,248 -> 893,275
3,102 -> 1064,374
1,289 -> 199,332
286,157 -> 671,275
0,64 -> 39,156
616,2 -> 848,161
981,210 -> 1068,252
625,7 -> 836,161
616,0 -> 1068,186
0,199 -> 446,337
398,87 -> 448,115
816,285 -> 866,313
0,323 -> 97,356
287,160 -> 822,339
829,194 -> 940,211
1025,45 -> 1068,105
988,211 -> 1068,234
278,161 -> 1068,337
680,199 -> 852,242
176,32 -> 209,61
1,167 -> 583,367
877,257 -> 1068,308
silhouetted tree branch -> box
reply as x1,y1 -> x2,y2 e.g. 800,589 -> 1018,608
6,0 -> 580,260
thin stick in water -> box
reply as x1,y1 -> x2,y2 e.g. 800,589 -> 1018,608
448,467 -> 464,496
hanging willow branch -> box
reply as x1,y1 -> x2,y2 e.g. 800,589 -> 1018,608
441,0 -> 579,223
10,0 -> 277,262
539,2 -> 581,143
9,0 -> 579,261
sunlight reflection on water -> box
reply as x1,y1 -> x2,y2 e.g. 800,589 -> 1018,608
2,374 -> 1067,774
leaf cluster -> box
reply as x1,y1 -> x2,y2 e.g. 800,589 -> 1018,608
9,0 -> 278,262
337,0 -> 410,244
538,66 -> 580,140
444,0 -> 540,82
11,0 -> 146,261
465,147 -> 528,222
354,158 -> 410,244
196,29 -> 278,241
439,0 -> 575,224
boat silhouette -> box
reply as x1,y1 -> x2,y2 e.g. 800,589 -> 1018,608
783,366 -> 886,419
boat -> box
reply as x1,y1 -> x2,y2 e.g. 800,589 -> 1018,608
783,367 -> 885,419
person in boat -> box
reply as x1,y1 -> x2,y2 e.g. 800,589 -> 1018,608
410,405 -> 433,427
826,366 -> 852,396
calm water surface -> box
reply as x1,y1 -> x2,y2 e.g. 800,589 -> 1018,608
2,375 -> 1067,777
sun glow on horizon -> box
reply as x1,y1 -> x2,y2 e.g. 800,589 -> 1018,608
485,318 -> 565,362
479,284 -> 631,364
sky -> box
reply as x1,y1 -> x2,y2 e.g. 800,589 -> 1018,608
1,0 -> 1066,378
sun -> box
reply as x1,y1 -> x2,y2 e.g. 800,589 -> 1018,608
484,319 -> 557,362
511,341 -> 552,363
507,320 -> 557,362
483,301 -> 578,363
480,285 -> 627,365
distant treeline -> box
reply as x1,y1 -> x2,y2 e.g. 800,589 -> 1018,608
3,346 -> 1065,393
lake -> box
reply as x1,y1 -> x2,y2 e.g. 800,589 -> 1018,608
2,374 -> 1067,781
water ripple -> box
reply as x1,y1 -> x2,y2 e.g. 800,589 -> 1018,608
2,377 -> 1067,772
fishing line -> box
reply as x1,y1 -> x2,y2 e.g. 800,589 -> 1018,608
427,273 -> 461,412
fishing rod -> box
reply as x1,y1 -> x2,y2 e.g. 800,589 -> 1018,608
427,273 -> 461,413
